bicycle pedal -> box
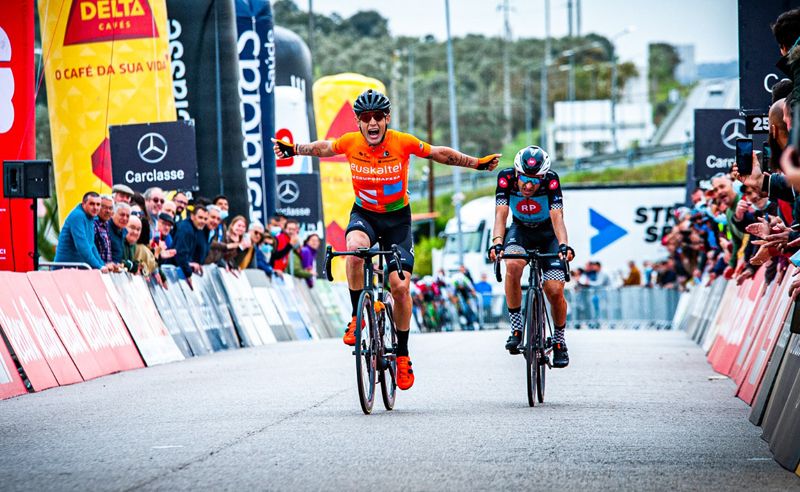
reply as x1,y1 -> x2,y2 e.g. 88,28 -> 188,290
545,337 -> 553,348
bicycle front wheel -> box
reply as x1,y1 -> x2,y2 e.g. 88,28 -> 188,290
525,289 -> 537,408
380,301 -> 398,411
355,291 -> 377,415
535,292 -> 546,404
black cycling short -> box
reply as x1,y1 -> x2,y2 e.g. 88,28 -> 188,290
346,204 -> 414,274
503,222 -> 566,282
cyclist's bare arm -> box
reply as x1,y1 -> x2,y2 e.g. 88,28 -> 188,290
272,138 -> 337,158
489,205 -> 509,261
428,146 -> 501,171
550,208 -> 568,247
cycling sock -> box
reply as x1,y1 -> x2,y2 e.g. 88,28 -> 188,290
396,330 -> 410,357
349,289 -> 363,317
553,324 -> 566,344
508,306 -> 523,334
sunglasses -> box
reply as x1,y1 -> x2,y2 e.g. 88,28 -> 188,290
358,111 -> 386,123
517,174 -> 541,186
150,197 -> 164,204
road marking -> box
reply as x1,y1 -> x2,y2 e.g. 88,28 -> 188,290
151,445 -> 184,450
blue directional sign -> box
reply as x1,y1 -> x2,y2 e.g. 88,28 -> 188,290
590,209 -> 627,254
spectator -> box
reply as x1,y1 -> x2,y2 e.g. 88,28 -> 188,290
299,233 -> 320,287
173,205 -> 210,283
473,272 -> 493,314
270,216 -> 294,273
205,212 -> 248,267
94,194 -> 115,266
252,222 -> 276,277
54,192 -> 106,270
226,215 -> 253,269
111,184 -> 134,204
162,200 -> 177,218
150,213 -> 177,263
623,261 -> 641,286
144,187 -> 165,234
109,202 -> 130,264
206,205 -> 226,245
125,215 -> 156,276
130,193 -> 151,245
213,194 -> 229,222
589,261 -> 610,288
172,191 -> 189,221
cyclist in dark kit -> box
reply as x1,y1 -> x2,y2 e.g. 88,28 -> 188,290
488,146 -> 575,368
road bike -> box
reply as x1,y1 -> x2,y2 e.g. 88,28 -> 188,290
495,249 -> 569,407
325,245 -> 404,414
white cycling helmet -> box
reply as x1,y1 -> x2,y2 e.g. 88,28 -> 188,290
513,145 -> 551,176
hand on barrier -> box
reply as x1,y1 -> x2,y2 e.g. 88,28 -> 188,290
736,268 -> 754,286
745,218 -> 770,238
723,266 -> 735,280
475,154 -> 501,171
190,262 -> 202,274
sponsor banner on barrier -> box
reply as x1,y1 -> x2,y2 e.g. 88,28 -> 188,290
147,276 -> 193,358
216,268 -> 274,345
0,0 -> 36,271
178,271 -> 240,351
27,272 -> 106,379
39,0 -> 177,224
313,73 -> 385,281
109,120 -> 199,192
769,333 -> 800,471
0,292 -> 58,390
198,268 -> 241,348
762,334 -> 800,445
160,267 -> 211,355
236,0 -> 277,222
0,335 -> 26,399
52,270 -> 144,372
0,272 -> 82,387
271,275 -> 313,340
243,270 -> 293,341
167,0 -> 249,217
738,0 -> 795,113
730,279 -> 779,382
750,304 -> 796,426
103,273 -> 184,366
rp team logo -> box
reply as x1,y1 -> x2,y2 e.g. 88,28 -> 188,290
63,0 -> 159,46
516,199 -> 541,215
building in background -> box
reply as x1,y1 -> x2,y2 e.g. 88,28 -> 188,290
675,44 -> 698,85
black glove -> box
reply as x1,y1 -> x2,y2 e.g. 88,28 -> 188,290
487,243 -> 503,261
559,243 -> 575,260
275,138 -> 295,158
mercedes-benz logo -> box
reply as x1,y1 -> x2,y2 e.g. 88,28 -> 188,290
137,132 -> 168,164
720,119 -> 746,150
278,180 -> 300,204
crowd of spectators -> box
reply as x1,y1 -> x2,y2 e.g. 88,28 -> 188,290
53,186 -> 322,289
622,7 -> 800,297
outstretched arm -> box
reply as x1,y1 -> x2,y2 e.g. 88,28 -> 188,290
272,138 -> 337,158
428,146 -> 500,171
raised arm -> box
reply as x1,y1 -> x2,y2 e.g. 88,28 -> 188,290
428,146 -> 500,171
272,138 -> 337,159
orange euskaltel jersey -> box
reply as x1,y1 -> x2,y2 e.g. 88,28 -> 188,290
331,129 -> 432,213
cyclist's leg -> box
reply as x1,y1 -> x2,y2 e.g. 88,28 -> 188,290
539,234 -> 569,367
343,206 -> 378,344
503,224 -> 528,351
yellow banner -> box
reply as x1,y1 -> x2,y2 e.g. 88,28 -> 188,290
313,73 -> 385,282
39,0 -> 176,223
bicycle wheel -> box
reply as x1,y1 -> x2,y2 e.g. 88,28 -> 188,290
535,292 -> 546,404
355,291 -> 377,414
524,289 -> 537,408
380,302 -> 398,410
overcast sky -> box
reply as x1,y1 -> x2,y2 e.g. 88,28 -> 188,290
306,0 -> 739,64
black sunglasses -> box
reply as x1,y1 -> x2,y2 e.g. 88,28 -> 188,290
358,111 -> 386,123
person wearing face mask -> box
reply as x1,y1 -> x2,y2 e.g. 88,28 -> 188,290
213,195 -> 230,222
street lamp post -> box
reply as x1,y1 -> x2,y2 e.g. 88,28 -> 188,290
444,0 -> 464,267
609,26 -> 635,154
539,0 -> 551,151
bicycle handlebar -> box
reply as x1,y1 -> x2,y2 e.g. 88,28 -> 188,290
494,249 -> 571,283
324,245 -> 406,282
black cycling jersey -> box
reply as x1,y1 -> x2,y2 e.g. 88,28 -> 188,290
495,168 -> 563,229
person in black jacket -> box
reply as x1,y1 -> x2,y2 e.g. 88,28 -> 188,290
109,202 -> 131,264
173,205 -> 209,284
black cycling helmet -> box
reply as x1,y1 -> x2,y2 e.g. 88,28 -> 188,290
513,145 -> 551,176
353,89 -> 391,115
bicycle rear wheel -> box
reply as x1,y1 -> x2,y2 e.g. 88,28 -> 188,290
355,291 -> 377,414
380,302 -> 398,410
535,292 -> 546,404
524,289 -> 537,407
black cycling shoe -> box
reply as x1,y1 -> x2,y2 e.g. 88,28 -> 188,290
505,330 -> 522,354
552,342 -> 569,368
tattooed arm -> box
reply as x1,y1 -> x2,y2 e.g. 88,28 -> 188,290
272,138 -> 337,158
428,146 -> 500,171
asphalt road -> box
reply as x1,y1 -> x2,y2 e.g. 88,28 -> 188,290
0,329 -> 797,491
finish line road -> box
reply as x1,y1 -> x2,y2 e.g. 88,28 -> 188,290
0,330 -> 796,491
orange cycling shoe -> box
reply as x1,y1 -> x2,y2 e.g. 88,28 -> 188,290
343,316 -> 363,346
397,356 -> 415,390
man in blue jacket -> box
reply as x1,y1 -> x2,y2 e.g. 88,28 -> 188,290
55,191 -> 108,271
173,205 -> 209,285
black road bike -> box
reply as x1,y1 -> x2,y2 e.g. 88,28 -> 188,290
495,249 -> 569,407
325,245 -> 404,414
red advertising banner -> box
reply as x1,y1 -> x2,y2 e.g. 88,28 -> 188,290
52,270 -> 143,372
0,294 -> 58,391
0,272 -> 82,386
0,0 -> 35,272
0,338 -> 26,399
27,271 -> 106,380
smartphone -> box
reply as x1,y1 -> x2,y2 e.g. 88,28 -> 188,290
762,141 -> 771,170
736,138 -> 753,175
792,104 -> 800,147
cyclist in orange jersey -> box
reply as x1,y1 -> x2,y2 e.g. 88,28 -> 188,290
273,89 -> 500,391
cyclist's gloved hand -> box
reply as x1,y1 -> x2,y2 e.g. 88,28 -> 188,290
488,243 -> 503,261
476,154 -> 501,171
271,137 -> 295,158
558,243 -> 575,262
